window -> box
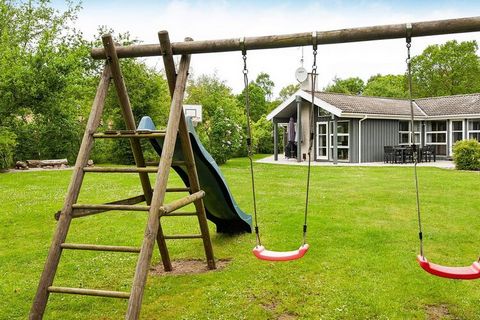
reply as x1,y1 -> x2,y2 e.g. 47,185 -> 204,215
451,120 -> 464,144
329,120 -> 349,161
425,121 -> 447,156
398,121 -> 421,145
468,119 -> 480,141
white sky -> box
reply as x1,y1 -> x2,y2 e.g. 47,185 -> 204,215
64,1 -> 480,97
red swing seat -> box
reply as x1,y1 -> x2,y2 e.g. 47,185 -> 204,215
252,244 -> 309,261
417,255 -> 480,280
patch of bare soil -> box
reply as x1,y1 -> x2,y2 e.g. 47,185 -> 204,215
150,258 -> 231,276
277,312 -> 298,320
425,304 -> 453,320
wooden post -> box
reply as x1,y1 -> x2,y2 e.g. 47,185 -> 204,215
29,66 -> 112,319
91,16 -> 480,59
126,53 -> 191,320
158,31 -> 216,270
296,95 -> 302,163
273,121 -> 278,161
102,35 -> 153,205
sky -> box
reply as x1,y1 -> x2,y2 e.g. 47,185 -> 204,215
53,0 -> 480,96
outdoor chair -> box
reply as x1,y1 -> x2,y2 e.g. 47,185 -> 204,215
404,146 -> 414,163
384,146 -> 394,163
422,145 -> 436,162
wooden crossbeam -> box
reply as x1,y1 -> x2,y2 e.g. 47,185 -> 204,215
91,16 -> 480,58
159,191 -> 205,215
61,243 -> 141,253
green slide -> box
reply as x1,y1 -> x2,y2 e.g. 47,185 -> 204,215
138,116 -> 252,233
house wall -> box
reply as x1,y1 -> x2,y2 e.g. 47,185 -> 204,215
361,119 -> 399,162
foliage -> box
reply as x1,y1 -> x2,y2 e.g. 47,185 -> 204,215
0,127 -> 17,169
324,76 -> 364,95
252,117 -> 273,154
255,72 -> 275,101
363,74 -> 406,98
237,82 -> 268,122
452,139 -> 480,170
99,53 -> 170,164
0,0 -> 93,162
278,83 -> 300,100
204,108 -> 243,164
410,40 -> 480,98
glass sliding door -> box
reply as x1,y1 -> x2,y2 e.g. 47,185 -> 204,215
316,122 -> 328,160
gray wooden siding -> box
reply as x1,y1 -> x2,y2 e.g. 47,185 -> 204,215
361,119 -> 399,162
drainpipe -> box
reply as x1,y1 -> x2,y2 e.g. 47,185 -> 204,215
358,115 -> 367,163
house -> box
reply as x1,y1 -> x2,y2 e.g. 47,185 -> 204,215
266,84 -> 480,163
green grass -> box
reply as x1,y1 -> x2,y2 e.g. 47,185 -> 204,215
1,158 -> 480,319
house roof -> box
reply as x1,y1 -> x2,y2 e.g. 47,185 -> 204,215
313,92 -> 426,117
415,93 -> 480,116
266,90 -> 480,121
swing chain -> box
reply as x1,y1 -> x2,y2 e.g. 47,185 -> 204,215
241,37 -> 261,246
406,23 -> 424,257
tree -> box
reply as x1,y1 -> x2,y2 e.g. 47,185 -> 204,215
278,83 -> 300,100
255,72 -> 275,101
186,74 -> 245,162
0,0 -> 93,162
237,82 -> 268,122
363,74 -> 406,98
410,40 -> 480,97
324,76 -> 364,95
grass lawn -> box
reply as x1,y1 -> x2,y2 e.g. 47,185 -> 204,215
1,157 -> 480,319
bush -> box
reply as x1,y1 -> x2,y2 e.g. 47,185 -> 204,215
453,139 -> 480,170
252,117 -> 273,154
205,108 -> 243,165
0,127 -> 17,169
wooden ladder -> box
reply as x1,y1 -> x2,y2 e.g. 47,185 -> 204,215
30,33 -> 215,319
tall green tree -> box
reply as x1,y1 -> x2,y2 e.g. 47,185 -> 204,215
255,72 -> 275,101
237,82 -> 268,122
324,76 -> 364,95
363,74 -> 406,98
186,74 -> 245,163
0,0 -> 93,162
410,40 -> 480,97
278,83 -> 300,100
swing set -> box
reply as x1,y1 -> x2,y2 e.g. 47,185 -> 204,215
30,16 -> 480,320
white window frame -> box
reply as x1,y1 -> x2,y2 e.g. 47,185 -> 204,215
449,120 -> 464,156
467,119 -> 480,141
398,121 -> 421,146
425,120 -> 448,156
329,120 -> 349,162
316,122 -> 329,160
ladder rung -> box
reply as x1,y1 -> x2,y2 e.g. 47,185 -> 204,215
93,130 -> 165,139
72,204 -> 150,211
159,190 -> 205,215
147,161 -> 187,166
162,211 -> 198,217
61,243 -> 141,253
166,187 -> 190,192
83,167 -> 158,173
164,234 -> 203,239
48,286 -> 130,299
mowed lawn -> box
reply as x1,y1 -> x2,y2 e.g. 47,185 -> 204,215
1,157 -> 480,319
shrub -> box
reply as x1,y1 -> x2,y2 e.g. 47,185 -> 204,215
252,117 -> 273,154
452,139 -> 480,170
205,108 -> 243,165
0,127 -> 17,169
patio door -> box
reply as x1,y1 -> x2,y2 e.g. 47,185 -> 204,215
316,122 -> 328,160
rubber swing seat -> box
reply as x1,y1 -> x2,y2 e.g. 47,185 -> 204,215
252,244 -> 309,261
417,255 -> 480,280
